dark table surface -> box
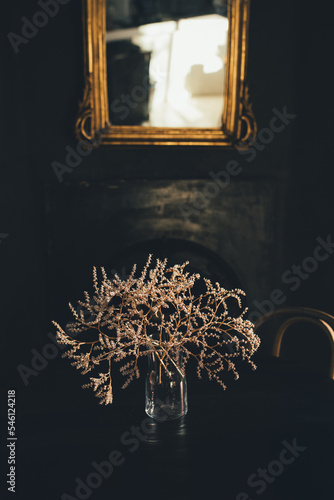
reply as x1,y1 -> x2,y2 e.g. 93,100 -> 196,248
3,355 -> 334,500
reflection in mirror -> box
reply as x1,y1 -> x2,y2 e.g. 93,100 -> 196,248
106,1 -> 229,128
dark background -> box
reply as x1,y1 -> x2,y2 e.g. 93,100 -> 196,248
2,0 -> 334,366
1,0 -> 334,498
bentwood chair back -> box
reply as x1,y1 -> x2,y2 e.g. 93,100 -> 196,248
254,307 -> 334,379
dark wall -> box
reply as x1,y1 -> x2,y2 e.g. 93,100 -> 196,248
2,0 -> 334,375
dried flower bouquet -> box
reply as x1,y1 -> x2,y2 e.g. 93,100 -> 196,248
53,255 -> 260,405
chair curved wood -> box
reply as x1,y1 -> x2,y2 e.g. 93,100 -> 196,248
253,307 -> 334,379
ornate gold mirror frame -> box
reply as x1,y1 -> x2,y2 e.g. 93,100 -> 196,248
76,0 -> 256,147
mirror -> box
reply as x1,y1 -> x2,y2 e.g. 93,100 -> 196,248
76,0 -> 256,147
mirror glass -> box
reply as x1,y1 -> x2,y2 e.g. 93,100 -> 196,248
106,1 -> 229,128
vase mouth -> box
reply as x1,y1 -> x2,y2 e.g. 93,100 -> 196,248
147,349 -> 185,378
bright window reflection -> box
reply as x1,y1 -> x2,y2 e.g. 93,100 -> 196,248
106,14 -> 228,127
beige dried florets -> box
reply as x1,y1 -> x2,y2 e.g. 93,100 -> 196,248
53,255 -> 260,404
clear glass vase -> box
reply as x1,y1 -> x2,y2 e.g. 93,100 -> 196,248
145,349 -> 188,422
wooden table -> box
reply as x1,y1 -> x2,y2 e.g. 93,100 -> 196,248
12,356 -> 334,500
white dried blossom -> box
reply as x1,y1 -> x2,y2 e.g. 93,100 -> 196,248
53,255 -> 260,405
